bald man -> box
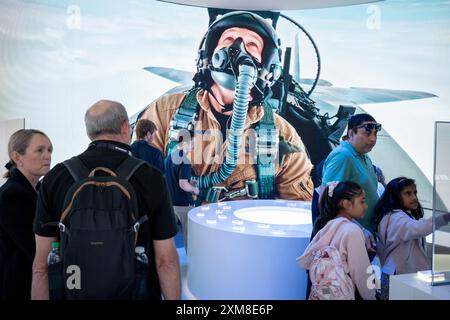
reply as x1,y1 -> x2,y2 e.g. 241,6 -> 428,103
32,100 -> 180,300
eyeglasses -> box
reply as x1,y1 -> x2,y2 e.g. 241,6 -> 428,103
354,123 -> 382,133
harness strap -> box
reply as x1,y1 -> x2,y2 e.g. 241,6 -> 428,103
167,87 -> 201,155
256,100 -> 278,199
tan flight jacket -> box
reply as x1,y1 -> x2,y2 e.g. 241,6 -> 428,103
140,89 -> 313,200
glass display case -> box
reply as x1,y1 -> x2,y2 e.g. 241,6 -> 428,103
431,121 -> 450,285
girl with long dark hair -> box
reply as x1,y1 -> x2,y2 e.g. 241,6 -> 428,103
373,177 -> 450,299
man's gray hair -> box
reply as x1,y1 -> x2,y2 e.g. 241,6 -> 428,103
85,100 -> 129,140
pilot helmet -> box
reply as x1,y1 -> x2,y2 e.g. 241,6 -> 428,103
195,11 -> 283,100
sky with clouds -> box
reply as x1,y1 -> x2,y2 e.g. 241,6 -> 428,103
0,0 -> 449,183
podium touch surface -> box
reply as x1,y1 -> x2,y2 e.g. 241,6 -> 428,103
186,199 -> 312,299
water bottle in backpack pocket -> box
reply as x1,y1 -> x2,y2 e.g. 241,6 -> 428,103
47,241 -> 65,300
133,246 -> 149,300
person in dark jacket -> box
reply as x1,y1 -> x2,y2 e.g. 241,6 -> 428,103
0,129 -> 53,300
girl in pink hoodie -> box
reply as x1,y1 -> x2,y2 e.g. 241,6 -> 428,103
298,181 -> 377,300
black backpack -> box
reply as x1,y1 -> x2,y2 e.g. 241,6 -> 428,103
48,156 -> 149,300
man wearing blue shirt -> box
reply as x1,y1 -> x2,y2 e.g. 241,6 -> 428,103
131,119 -> 164,172
322,113 -> 381,235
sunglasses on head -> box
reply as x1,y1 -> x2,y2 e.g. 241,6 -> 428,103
354,123 -> 382,133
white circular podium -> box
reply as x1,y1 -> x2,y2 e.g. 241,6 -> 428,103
186,199 -> 312,299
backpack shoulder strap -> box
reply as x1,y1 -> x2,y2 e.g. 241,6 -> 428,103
63,156 -> 90,182
115,157 -> 146,181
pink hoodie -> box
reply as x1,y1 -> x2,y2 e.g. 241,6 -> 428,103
298,217 -> 376,300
